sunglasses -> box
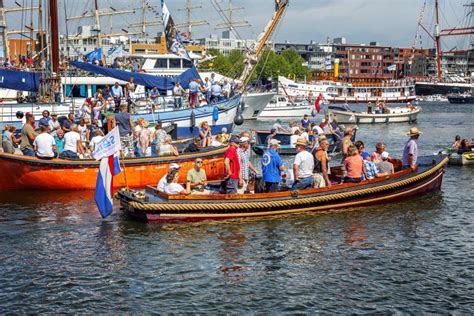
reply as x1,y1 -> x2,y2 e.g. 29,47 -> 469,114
196,161 -> 203,164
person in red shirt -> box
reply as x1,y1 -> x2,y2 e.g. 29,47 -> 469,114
223,136 -> 242,194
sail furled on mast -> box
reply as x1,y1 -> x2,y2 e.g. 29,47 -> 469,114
161,0 -> 191,60
0,69 -> 41,92
70,61 -> 200,90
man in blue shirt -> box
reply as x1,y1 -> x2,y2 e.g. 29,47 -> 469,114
262,139 -> 285,192
188,78 -> 200,108
38,110 -> 51,128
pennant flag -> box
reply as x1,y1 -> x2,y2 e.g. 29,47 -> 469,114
93,127 -> 123,218
85,48 -> 102,62
161,0 -> 191,60
315,93 -> 324,113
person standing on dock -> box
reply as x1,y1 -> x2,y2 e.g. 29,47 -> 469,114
402,127 -> 422,170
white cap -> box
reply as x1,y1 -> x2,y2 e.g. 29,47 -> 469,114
381,151 -> 389,159
269,139 -> 281,146
170,163 -> 181,170
239,136 -> 249,143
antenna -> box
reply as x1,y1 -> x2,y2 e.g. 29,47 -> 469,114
214,0 -> 250,38
176,0 -> 208,39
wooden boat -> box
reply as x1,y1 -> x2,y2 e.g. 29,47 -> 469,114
328,104 -> 421,124
252,129 -> 356,156
0,146 -> 227,190
117,155 -> 448,223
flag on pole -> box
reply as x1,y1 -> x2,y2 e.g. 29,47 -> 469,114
93,127 -> 122,218
387,64 -> 397,71
85,48 -> 102,62
161,0 -> 191,60
315,93 -> 324,113
107,45 -> 124,58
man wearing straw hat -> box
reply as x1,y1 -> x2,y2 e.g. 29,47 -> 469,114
292,137 -> 314,190
402,127 -> 422,170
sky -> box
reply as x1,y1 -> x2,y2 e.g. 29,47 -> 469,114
4,0 -> 471,50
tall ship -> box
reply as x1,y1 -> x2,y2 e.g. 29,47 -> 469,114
412,1 -> 474,96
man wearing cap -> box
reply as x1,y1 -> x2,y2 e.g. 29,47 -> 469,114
262,139 -> 285,192
360,151 -> 387,180
272,119 -> 288,133
223,136 -> 242,194
157,163 -> 181,192
237,136 -> 258,194
402,127 -> 422,169
377,151 -> 394,175
292,137 -> 314,190
20,113 -> 38,156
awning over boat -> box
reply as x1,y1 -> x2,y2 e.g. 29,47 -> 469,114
0,68 -> 40,92
70,61 -> 200,90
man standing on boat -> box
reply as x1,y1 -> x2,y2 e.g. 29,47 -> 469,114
113,104 -> 135,158
223,136 -> 242,194
402,127 -> 422,170
173,82 -> 186,109
262,139 -> 285,193
111,82 -> 123,113
237,136 -> 258,194
292,137 -> 314,190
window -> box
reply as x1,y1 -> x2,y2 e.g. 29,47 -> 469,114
183,59 -> 193,68
154,58 -> 168,69
169,58 -> 181,68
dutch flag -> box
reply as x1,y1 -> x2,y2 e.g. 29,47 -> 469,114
93,127 -> 123,218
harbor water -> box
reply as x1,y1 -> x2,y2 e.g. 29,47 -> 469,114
0,102 -> 473,313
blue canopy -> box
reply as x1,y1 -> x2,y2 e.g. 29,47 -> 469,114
0,68 -> 41,92
70,61 -> 200,90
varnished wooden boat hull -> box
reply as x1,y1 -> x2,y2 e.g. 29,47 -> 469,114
0,147 -> 227,190
118,156 -> 448,223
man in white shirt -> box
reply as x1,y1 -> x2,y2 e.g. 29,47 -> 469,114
292,137 -> 314,190
89,130 -> 105,152
290,130 -> 301,149
33,125 -> 57,159
157,163 -> 181,192
173,82 -> 186,109
210,82 -> 222,104
111,82 -> 123,112
222,79 -> 231,99
60,124 -> 85,159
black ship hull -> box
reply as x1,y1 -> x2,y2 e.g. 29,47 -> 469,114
415,82 -> 471,96
447,95 -> 474,104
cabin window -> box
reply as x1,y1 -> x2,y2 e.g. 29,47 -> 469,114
183,59 -> 193,68
65,85 -> 87,98
154,58 -> 168,69
169,59 -> 181,68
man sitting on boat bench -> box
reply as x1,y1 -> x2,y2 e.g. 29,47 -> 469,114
186,158 -> 208,194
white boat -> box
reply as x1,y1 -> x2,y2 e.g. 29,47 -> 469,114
241,92 -> 275,120
447,152 -> 474,166
327,104 -> 421,124
258,95 -> 313,120
279,76 -> 417,104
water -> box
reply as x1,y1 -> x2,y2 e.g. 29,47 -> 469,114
0,102 -> 473,313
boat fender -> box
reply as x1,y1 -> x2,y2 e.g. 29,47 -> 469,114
234,111 -> 244,126
212,106 -> 219,122
15,111 -> 24,119
311,109 -> 316,117
190,110 -> 196,129
239,100 -> 246,112
385,116 -> 389,124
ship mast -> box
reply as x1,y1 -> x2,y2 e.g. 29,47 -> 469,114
0,0 -> 8,59
176,0 -> 208,39
238,0 -> 289,86
214,0 -> 251,37
434,0 -> 442,80
50,0 -> 59,73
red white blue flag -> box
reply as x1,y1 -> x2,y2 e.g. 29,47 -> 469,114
93,127 -> 122,218
315,93 -> 324,113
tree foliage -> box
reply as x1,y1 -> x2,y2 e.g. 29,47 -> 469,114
199,48 -> 309,83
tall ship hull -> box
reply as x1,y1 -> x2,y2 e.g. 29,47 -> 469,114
415,81 -> 472,96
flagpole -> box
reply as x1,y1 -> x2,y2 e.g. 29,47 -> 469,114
116,124 -> 129,189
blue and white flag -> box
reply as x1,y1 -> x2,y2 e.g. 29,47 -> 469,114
93,127 -> 122,218
387,64 -> 397,72
161,0 -> 191,61
85,48 -> 103,62
107,45 -> 123,58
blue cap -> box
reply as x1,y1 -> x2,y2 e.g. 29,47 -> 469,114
360,152 -> 370,159
229,136 -> 241,143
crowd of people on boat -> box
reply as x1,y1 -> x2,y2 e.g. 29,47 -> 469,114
153,115 -> 422,196
451,135 -> 473,154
